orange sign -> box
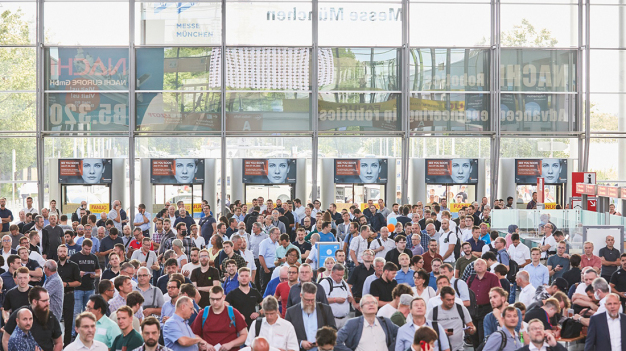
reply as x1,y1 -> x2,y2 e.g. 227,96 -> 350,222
89,203 -> 110,213
450,203 -> 471,213
544,203 -> 557,209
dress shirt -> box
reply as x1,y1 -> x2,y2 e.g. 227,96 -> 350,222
64,338 -> 109,351
109,294 -> 144,320
507,243 -> 531,265
161,300 -> 176,324
523,262 -> 549,288
134,212 -> 152,232
349,235 -> 370,263
164,313 -> 198,351
595,295 -> 624,315
245,317 -> 299,351
356,317 -> 387,351
518,284 -> 536,309
395,268 -> 415,287
43,272 -> 64,322
94,315 -> 122,348
302,307 -> 319,351
580,254 -> 602,271
249,232 -> 269,259
259,237 -> 279,268
8,328 -> 40,351
606,313 -> 621,351
395,321 -> 449,351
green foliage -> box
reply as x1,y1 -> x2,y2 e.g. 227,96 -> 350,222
501,19 -> 559,48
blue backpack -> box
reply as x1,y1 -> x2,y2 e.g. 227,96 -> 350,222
202,305 -> 236,329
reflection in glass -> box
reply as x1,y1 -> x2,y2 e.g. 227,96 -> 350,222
0,2 -> 36,45
225,92 -> 310,131
589,94 -> 626,132
136,2 -> 222,45
410,4 -> 491,47
136,48 -> 219,91
590,6 -> 626,49
500,5 -> 578,48
318,92 -> 400,131
409,48 -> 489,92
0,138 -> 37,181
500,49 -> 577,92
409,93 -> 490,132
590,50 -> 626,93
318,48 -> 399,91
0,93 -> 36,131
0,48 -> 36,91
45,93 -> 130,132
499,93 -> 575,132
45,48 -> 130,91
136,92 -> 221,132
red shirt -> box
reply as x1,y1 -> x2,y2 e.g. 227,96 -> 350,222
580,254 -> 602,271
274,281 -> 292,318
129,240 -> 153,251
422,251 -> 443,273
191,306 -> 247,350
468,271 -> 501,305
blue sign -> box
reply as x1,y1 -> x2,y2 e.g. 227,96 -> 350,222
317,242 -> 341,268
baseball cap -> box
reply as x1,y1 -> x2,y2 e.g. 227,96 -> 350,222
508,225 -> 518,233
552,277 -> 568,293
399,294 -> 414,306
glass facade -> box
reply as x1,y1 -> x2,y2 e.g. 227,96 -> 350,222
0,0 -> 617,211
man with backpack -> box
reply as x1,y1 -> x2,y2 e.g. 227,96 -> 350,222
319,263 -> 354,329
244,296 -> 298,351
426,286 -> 476,351
481,306 -> 523,351
438,219 -> 460,264
395,296 -> 450,351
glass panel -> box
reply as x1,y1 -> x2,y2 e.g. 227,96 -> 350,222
318,92 -> 400,131
319,48 -> 399,91
0,48 -> 36,91
135,2 -> 222,45
318,3 -> 402,46
590,50 -> 626,93
410,137 -> 491,158
588,138 -> 624,181
225,92 -> 310,131
224,47 -> 311,91
500,93 -> 576,132
500,49 -> 577,93
226,2 -> 312,46
136,92 -> 221,131
590,6 -> 626,48
500,138 -> 578,158
409,92 -> 490,132
0,93 -> 36,131
45,93 -> 130,132
589,94 -> 626,132
409,48 -> 489,92
45,47 -> 130,91
0,137 -> 37,182
409,4 -> 491,47
0,2 -> 36,45
44,2 -> 130,45
500,5 -> 578,48
136,47 -> 219,91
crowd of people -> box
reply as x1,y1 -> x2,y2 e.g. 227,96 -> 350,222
0,194 -> 622,351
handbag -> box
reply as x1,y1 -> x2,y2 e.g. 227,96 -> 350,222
560,318 -> 583,338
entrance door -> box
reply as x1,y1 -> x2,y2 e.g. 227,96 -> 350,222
335,184 -> 385,207
154,184 -> 203,217
516,184 -> 564,208
62,185 -> 111,218
245,185 -> 294,205
426,184 -> 476,205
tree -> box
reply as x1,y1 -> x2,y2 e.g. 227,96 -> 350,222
500,19 -> 558,48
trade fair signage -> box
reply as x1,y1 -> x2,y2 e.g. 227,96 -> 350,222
58,159 -> 113,185
242,159 -> 297,184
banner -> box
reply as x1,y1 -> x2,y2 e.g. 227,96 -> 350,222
334,159 -> 388,184
515,159 -> 568,184
150,159 -> 205,184
89,203 -> 110,213
425,159 -> 478,184
58,159 -> 112,185
242,159 -> 297,184
450,203 -> 471,213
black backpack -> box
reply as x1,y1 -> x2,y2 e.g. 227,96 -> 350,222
498,251 -> 519,283
447,230 -> 461,260
245,212 -> 259,233
432,304 -> 467,350
465,275 -> 479,318
476,330 -> 507,351
324,277 -> 348,294
560,318 -> 583,338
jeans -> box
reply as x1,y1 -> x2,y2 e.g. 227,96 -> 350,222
509,282 -> 517,304
73,289 -> 94,335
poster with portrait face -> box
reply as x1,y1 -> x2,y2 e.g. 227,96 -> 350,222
242,159 -> 297,184
515,159 -> 568,184
58,159 -> 113,185
150,159 -> 205,184
334,159 -> 388,184
425,159 -> 479,184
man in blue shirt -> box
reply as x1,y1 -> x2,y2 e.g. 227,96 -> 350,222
468,226 -> 485,257
523,248 -> 549,288
198,205 -> 216,243
163,296 -> 209,351
7,308 -> 39,351
222,261 -> 240,295
258,228 -> 280,293
0,197 -> 14,234
483,287 -> 522,337
318,222 -> 336,242
395,296 -> 450,351
395,253 -> 415,287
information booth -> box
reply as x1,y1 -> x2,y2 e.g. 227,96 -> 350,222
57,158 -> 113,217
242,158 -> 297,204
149,158 -> 206,218
333,158 -> 388,206
514,159 -> 568,208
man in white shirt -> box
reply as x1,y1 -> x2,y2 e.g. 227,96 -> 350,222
438,219 -> 457,264
507,234 -> 531,268
64,312 -> 108,351
573,268 -> 600,313
319,263 -> 354,329
181,247 -> 201,277
369,227 -> 396,259
516,271 -> 536,309
540,223 -> 557,260
460,216 -> 474,242
245,296 -> 298,351
426,275 -> 464,310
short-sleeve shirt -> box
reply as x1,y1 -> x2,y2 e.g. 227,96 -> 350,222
611,268 -> 626,298
369,277 -> 397,302
190,266 -> 220,308
274,281 -> 292,318
99,236 -> 124,266
258,238 -> 279,268
191,306 -> 248,351
0,208 -> 13,232
225,287 -> 263,327
546,255 -> 570,280
163,313 -> 197,351
70,251 -> 101,291
3,286 -> 31,313
599,247 -> 621,277
4,306 -> 62,351
347,263 -> 375,298
580,254 -> 602,271
426,304 -> 472,351
111,329 -> 144,351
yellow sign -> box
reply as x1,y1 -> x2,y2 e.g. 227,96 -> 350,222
449,203 -> 471,213
89,203 -> 110,213
359,203 -> 381,211
544,203 -> 557,210
184,203 -> 203,213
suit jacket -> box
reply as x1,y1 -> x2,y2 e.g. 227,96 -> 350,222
335,315 -> 398,351
286,282 -> 329,309
584,312 -> 626,351
284,303 -> 336,350
516,343 -> 567,351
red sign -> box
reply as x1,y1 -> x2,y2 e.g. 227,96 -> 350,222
607,187 -> 620,198
537,177 -> 545,203
576,183 -> 585,195
588,199 -> 597,211
585,184 -> 597,195
597,185 -> 609,197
